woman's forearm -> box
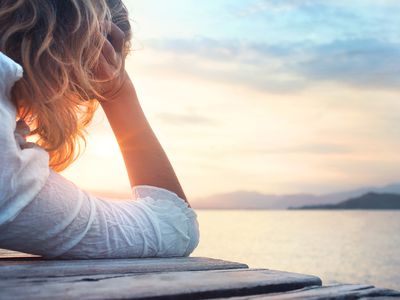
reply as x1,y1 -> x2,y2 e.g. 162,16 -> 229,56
100,75 -> 189,205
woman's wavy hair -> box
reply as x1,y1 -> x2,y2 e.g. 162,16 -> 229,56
0,0 -> 132,171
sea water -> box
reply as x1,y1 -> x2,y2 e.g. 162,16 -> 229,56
193,210 -> 400,290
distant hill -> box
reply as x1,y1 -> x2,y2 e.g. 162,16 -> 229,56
191,183 -> 400,209
291,193 -> 400,210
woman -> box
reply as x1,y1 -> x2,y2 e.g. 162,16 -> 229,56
0,0 -> 199,258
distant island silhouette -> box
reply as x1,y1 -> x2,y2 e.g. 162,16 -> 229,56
291,192 -> 400,210
190,183 -> 400,209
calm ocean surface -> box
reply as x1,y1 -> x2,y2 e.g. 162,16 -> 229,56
1,210 -> 399,290
192,210 -> 400,290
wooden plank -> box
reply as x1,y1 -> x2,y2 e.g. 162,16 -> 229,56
209,284 -> 400,299
0,268 -> 322,300
0,250 -> 38,258
0,256 -> 248,279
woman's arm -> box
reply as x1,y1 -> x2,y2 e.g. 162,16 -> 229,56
100,77 -> 189,205
96,23 -> 189,205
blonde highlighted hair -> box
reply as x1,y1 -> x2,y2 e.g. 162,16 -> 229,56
0,0 -> 132,171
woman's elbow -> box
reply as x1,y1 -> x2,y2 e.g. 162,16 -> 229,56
157,215 -> 200,258
182,217 -> 200,257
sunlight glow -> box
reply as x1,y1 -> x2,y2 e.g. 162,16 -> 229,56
61,0 -> 400,201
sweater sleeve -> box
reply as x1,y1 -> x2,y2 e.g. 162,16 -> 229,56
0,170 -> 200,258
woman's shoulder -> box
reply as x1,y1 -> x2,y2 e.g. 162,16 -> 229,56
0,52 -> 23,98
0,52 -> 50,228
0,52 -> 19,129
0,52 -> 22,122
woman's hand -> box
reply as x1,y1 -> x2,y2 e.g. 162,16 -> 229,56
93,22 -> 130,102
14,120 -> 35,149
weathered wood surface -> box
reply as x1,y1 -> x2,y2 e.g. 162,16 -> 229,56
0,252 -> 398,300
0,250 -> 38,258
209,284 -> 400,299
0,255 -> 248,279
0,268 -> 322,300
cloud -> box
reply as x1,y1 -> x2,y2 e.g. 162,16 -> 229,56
295,38 -> 400,89
157,112 -> 218,126
237,0 -> 316,16
235,143 -> 353,155
237,0 -> 400,17
145,37 -> 306,93
134,0 -> 400,93
145,37 -> 400,92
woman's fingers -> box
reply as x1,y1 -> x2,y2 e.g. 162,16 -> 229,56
100,22 -> 126,69
16,120 -> 30,137
101,39 -> 118,68
107,22 -> 125,53
15,120 -> 31,148
92,21 -> 128,101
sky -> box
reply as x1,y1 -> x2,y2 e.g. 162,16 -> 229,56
62,0 -> 400,200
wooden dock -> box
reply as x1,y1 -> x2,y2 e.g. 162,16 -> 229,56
0,252 -> 399,299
